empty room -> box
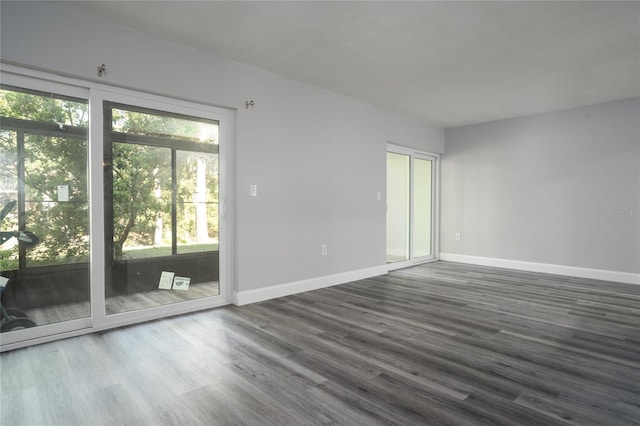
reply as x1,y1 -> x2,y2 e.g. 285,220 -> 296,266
0,1 -> 638,425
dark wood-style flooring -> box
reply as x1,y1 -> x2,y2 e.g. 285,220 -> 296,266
1,261 -> 639,425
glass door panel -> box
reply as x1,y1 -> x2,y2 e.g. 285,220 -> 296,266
386,152 -> 410,263
1,86 -> 90,332
104,103 -> 220,315
413,158 -> 433,258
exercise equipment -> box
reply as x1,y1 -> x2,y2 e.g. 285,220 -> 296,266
0,200 -> 37,332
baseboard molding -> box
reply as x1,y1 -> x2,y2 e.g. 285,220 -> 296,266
439,253 -> 640,285
233,265 -> 388,306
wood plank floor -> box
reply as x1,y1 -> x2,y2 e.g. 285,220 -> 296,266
1,261 -> 639,425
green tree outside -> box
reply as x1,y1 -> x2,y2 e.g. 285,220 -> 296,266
0,88 -> 219,269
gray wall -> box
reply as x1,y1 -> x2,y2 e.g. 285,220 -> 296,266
0,1 -> 445,292
442,97 -> 640,274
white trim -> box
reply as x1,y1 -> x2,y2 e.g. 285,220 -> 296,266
94,296 -> 230,331
439,253 -> 640,285
0,71 -> 88,98
1,63 -> 233,113
0,297 -> 230,352
89,88 -> 107,328
386,257 -> 438,272
0,317 -> 92,348
433,154 -> 440,261
233,265 -> 388,306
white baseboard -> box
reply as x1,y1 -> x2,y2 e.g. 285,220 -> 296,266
439,253 -> 640,285
233,265 -> 388,306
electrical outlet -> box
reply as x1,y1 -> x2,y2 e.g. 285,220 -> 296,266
249,184 -> 257,197
321,244 -> 328,256
455,233 -> 461,241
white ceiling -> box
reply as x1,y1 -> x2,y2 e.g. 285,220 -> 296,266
56,1 -> 640,128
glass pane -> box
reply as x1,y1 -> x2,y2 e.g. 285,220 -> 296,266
0,87 -> 88,127
106,104 -> 220,315
413,158 -> 432,258
386,152 -> 410,263
24,135 -> 89,267
112,143 -> 172,260
112,107 -> 218,144
0,87 -> 89,331
176,151 -> 218,254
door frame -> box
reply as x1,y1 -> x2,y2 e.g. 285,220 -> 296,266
386,143 -> 440,271
92,89 -> 233,331
0,65 -> 234,351
0,71 -> 93,349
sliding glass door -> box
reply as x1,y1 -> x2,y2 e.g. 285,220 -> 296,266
104,102 -> 222,315
386,146 -> 438,268
1,69 -> 231,351
0,81 -> 92,344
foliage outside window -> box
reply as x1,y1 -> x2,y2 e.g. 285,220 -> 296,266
0,88 -> 220,270
107,105 -> 219,261
0,87 -> 88,270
